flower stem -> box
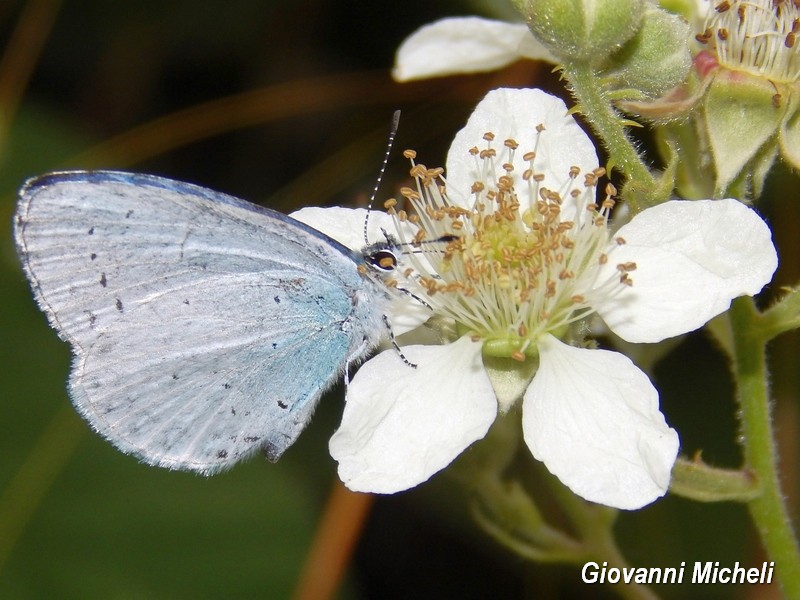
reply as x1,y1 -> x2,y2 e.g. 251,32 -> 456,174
669,456 -> 760,502
729,297 -> 800,597
561,62 -> 659,210
467,418 -> 660,599
539,464 -> 660,600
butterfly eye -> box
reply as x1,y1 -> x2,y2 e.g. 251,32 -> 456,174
369,249 -> 398,272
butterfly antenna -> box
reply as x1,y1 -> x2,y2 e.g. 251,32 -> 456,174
383,315 -> 417,368
364,110 -> 401,246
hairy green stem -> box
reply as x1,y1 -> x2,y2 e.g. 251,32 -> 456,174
730,297 -> 800,597
561,62 -> 659,211
669,456 -> 760,502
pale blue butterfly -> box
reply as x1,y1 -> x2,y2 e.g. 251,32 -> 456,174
14,171 -> 401,474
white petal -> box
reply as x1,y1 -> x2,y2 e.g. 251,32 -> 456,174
330,337 -> 496,493
393,17 -> 556,82
290,206 -> 390,250
593,199 -> 778,343
523,335 -> 679,510
445,88 -> 598,208
292,206 -> 430,335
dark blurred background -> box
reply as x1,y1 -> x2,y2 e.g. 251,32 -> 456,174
1,1 -> 797,598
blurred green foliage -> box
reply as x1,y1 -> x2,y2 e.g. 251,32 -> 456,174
1,1 -> 797,599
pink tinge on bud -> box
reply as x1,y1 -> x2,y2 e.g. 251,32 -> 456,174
694,50 -> 720,79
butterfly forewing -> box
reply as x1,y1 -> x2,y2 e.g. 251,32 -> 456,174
15,171 -> 382,473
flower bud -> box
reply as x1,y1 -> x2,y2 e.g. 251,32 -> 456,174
513,0 -> 645,62
609,6 -> 692,96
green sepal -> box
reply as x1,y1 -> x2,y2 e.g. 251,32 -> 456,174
656,119 -> 714,200
750,143 -> 778,200
703,72 -> 783,196
482,354 -> 538,413
778,91 -> 800,170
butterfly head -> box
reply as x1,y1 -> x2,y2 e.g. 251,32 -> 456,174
359,236 -> 400,279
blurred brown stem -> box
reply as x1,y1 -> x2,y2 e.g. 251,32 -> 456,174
0,0 -> 64,150
291,480 -> 373,600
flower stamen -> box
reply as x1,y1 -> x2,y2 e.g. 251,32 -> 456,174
392,127 -> 629,358
699,0 -> 800,82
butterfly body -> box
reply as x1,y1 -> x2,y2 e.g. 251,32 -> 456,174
15,171 -> 393,474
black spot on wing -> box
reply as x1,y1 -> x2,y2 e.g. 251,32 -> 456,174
99,272 -> 107,287
115,298 -> 123,312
